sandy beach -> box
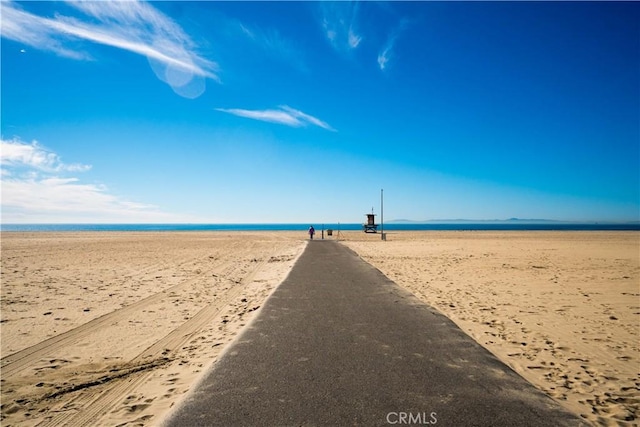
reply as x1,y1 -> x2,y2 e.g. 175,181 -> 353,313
343,231 -> 639,426
1,231 -> 638,426
1,232 -> 307,427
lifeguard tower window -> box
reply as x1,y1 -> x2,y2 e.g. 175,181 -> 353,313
363,213 -> 378,233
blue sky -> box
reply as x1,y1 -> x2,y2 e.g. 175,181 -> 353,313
1,1 -> 638,223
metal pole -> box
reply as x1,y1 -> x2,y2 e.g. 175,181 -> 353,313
381,188 -> 384,241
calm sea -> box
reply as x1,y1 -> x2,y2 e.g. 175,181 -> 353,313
1,223 -> 638,232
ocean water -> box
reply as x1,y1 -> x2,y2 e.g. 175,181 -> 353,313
1,223 -> 638,232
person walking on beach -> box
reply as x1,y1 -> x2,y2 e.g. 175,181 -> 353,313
308,225 -> 315,240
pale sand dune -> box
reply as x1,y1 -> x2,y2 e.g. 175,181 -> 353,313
1,232 -> 307,427
342,231 -> 639,427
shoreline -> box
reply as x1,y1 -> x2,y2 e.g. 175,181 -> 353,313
2,231 -> 638,426
2,222 -> 639,233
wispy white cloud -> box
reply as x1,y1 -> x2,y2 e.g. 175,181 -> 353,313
0,2 -> 90,60
1,138 -> 91,173
0,137 -> 181,223
216,106 -> 336,131
320,1 -> 362,53
377,45 -> 392,71
0,0 -> 218,97
377,49 -> 390,71
238,22 -> 307,72
378,19 -> 409,71
348,29 -> 362,49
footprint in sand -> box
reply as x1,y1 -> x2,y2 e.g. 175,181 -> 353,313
126,403 -> 151,413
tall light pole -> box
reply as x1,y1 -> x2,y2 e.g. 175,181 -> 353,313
381,188 -> 384,241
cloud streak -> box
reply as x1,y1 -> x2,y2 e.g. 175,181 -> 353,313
378,19 -> 409,71
239,22 -> 307,73
0,1 -> 219,97
216,106 -> 336,131
320,1 -> 362,53
1,138 -> 180,223
1,138 -> 91,173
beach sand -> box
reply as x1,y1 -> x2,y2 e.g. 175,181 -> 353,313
342,231 -> 639,426
1,232 -> 306,427
1,231 -> 638,426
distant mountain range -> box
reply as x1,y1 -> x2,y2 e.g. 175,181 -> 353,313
388,218 -> 639,224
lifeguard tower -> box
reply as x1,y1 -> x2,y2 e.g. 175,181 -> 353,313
363,210 -> 378,233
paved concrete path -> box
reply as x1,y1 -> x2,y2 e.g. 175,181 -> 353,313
164,240 -> 585,426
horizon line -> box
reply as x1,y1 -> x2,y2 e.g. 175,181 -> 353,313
1,219 -> 639,226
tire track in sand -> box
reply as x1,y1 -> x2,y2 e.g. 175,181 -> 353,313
1,258 -> 235,379
35,244 -> 289,427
